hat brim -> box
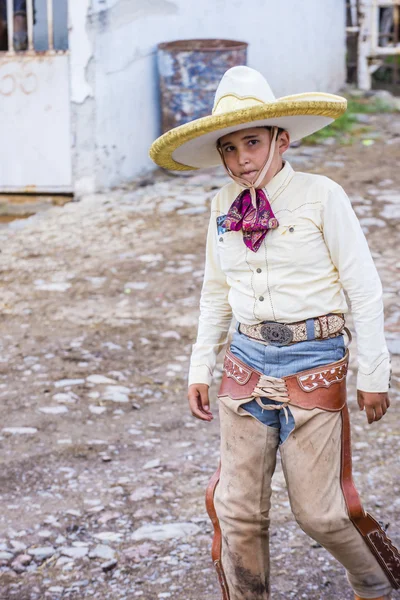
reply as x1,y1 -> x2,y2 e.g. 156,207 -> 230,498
150,97 -> 347,170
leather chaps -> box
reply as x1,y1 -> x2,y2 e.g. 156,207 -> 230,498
205,349 -> 400,598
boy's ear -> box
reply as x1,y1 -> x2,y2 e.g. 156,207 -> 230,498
278,130 -> 290,154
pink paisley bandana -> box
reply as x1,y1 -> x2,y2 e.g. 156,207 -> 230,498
223,188 -> 278,252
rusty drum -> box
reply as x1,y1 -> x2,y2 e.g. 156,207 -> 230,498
157,39 -> 248,133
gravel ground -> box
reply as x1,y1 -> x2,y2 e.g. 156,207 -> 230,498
0,111 -> 399,599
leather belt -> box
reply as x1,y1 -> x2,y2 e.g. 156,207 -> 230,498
239,313 -> 345,346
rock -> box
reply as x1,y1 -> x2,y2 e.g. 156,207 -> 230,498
131,522 -> 200,542
54,378 -> 85,388
56,556 -> 72,567
353,113 -> 371,124
38,406 -> 69,415
28,546 -> 56,560
34,281 -> 71,292
16,554 -> 33,566
89,545 -> 116,560
38,529 -> 54,539
86,374 -> 117,385
61,546 -> 89,559
102,385 -> 130,403
143,459 -> 161,470
55,535 -> 66,545
93,532 -> 122,542
0,551 -> 14,561
388,340 -> 400,355
53,392 -> 78,404
359,217 -> 386,228
11,554 -> 33,572
129,487 -> 155,502
139,253 -> 163,263
177,206 -> 207,215
9,540 -> 27,552
88,405 -> 107,415
98,511 -> 121,525
124,281 -> 148,290
101,558 -> 117,572
160,331 -> 181,340
123,543 -> 153,562
2,427 -> 37,435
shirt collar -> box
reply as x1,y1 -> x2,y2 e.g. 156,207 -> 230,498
264,161 -> 294,201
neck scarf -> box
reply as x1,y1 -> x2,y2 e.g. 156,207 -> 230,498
219,127 -> 279,252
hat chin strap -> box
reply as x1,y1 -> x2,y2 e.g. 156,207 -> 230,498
218,126 -> 278,207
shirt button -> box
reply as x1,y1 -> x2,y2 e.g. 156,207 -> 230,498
256,268 -> 262,273
259,296 -> 264,301
289,227 -> 295,233
219,237 -> 223,242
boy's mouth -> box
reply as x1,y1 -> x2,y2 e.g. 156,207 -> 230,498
241,170 -> 258,179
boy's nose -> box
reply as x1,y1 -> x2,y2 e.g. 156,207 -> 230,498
237,152 -> 250,166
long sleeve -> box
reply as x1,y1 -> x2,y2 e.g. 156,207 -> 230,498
188,201 -> 233,387
322,185 -> 391,392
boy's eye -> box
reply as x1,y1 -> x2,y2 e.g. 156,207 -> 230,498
224,146 -> 235,153
248,139 -> 259,146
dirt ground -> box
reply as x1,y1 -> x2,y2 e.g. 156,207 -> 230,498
0,112 -> 399,600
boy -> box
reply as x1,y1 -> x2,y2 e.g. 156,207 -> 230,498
150,66 -> 398,600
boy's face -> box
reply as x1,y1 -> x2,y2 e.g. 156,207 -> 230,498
218,126 -> 290,186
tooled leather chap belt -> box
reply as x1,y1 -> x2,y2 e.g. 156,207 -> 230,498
239,313 -> 345,345
205,350 -> 400,599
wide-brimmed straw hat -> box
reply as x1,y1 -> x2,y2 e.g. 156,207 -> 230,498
149,66 -> 347,171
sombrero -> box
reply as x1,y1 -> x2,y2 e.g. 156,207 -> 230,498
149,66 -> 347,171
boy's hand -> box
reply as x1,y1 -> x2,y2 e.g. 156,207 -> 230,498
188,384 -> 213,422
357,390 -> 390,424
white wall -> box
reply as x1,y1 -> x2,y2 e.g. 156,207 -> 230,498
70,0 -> 346,193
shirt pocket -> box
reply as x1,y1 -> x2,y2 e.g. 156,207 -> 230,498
274,218 -> 323,262
216,229 -> 245,272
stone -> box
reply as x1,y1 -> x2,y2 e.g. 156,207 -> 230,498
88,405 -> 107,415
89,545 -> 116,561
0,551 -> 14,561
53,392 -> 78,404
353,113 -> 371,124
54,379 -> 85,388
38,529 -> 54,539
34,282 -> 71,292
129,487 -> 155,502
101,558 -> 117,572
102,385 -> 130,403
131,523 -> 200,542
388,340 -> 400,355
177,206 -> 207,215
160,330 -> 181,340
61,546 -> 88,559
124,282 -> 148,290
2,427 -> 37,435
28,546 -> 56,560
38,406 -> 69,415
139,253 -> 163,263
98,511 -> 121,525
93,532 -> 122,542
9,540 -> 27,552
86,374 -> 117,385
143,459 -> 161,470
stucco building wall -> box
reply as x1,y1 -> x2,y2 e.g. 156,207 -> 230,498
70,0 -> 346,195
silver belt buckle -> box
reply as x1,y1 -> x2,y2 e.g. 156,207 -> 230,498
260,322 -> 293,346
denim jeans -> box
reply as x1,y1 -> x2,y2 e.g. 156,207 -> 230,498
229,327 -> 346,443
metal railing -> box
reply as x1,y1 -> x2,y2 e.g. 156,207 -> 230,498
357,0 -> 400,88
3,0 -> 57,53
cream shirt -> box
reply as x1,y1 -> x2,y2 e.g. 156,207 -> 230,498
188,162 -> 391,393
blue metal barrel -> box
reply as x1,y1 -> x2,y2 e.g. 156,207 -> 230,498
157,38 -> 248,133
